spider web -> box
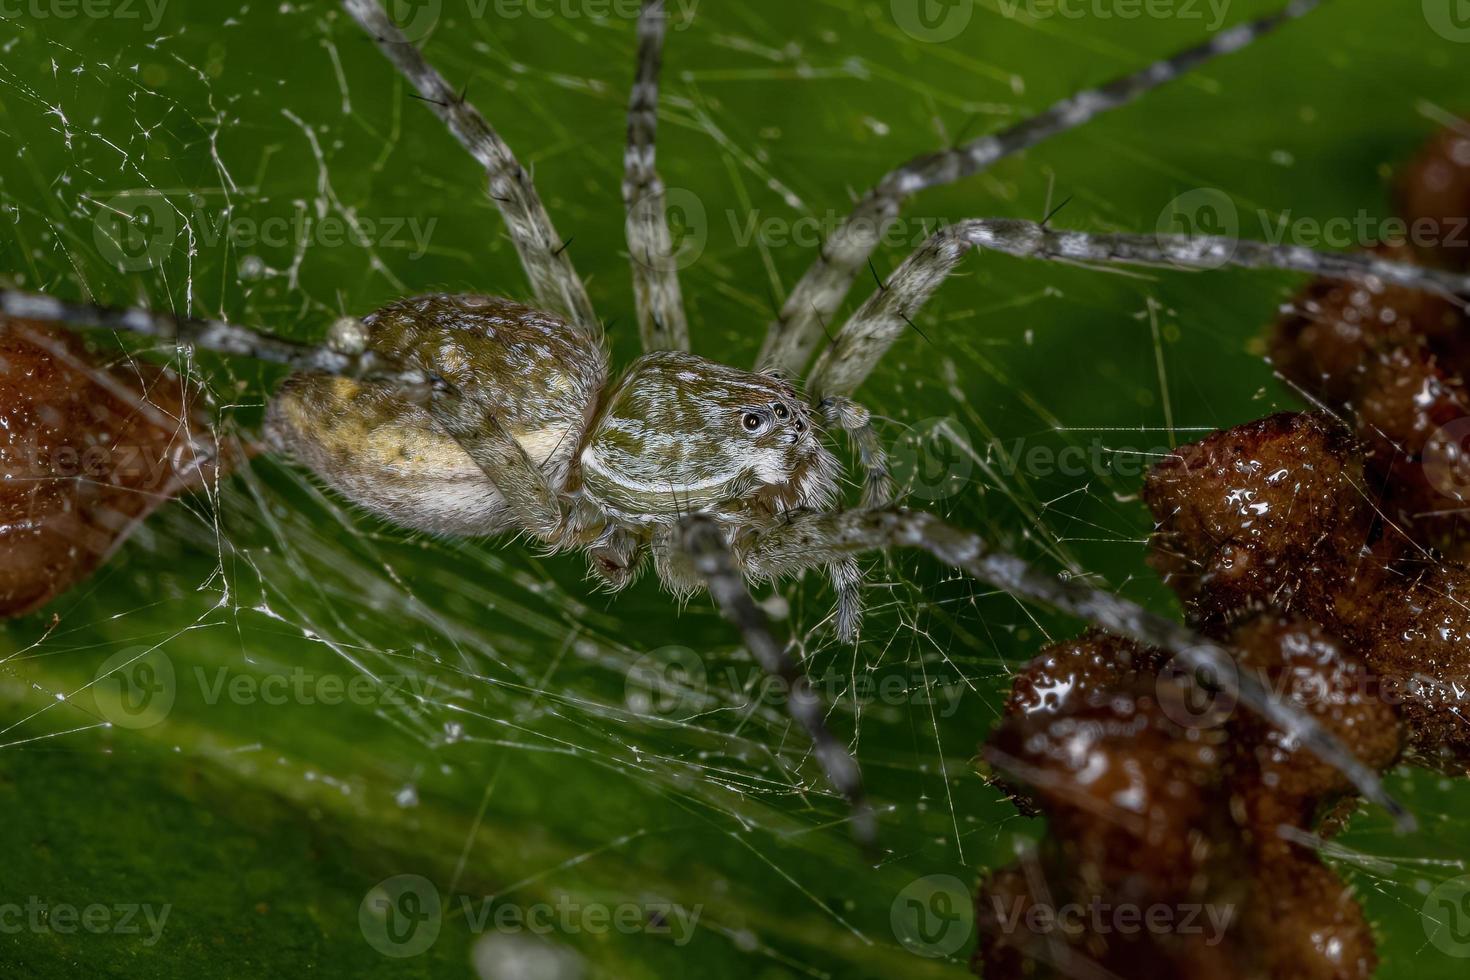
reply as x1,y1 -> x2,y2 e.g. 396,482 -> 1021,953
0,1 -> 1466,977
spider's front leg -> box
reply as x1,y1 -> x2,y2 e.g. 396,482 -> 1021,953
736,506 -> 1414,832
623,0 -> 691,353
818,396 -> 894,509
675,515 -> 878,849
807,219 -> 1470,397
340,0 -> 598,332
757,0 -> 1326,375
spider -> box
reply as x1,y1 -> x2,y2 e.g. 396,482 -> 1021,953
4,0 -> 1466,846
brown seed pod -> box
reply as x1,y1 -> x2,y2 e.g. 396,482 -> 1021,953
1223,615 -> 1401,847
1268,239 -> 1470,546
978,616 -> 1386,979
1143,412 -> 1470,769
0,319 -> 227,618
1353,561 -> 1470,772
1270,242 -> 1467,407
1239,855 -> 1378,980
986,640 -> 1236,910
1141,412 -> 1383,636
1394,124 -> 1470,272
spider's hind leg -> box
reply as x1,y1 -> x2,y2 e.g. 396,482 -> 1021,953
429,391 -> 566,541
828,556 -> 864,644
677,515 -> 878,849
738,505 -> 1415,832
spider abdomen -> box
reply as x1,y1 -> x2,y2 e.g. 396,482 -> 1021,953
265,293 -> 607,537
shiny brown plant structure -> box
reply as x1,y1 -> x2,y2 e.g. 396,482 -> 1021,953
0,319 -> 225,617
976,617 -> 1397,980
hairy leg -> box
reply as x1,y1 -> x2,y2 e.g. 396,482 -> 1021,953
819,396 -> 895,508
428,387 -> 565,541
756,0 -> 1324,376
740,506 -> 1412,831
340,0 -> 598,332
807,218 -> 1470,397
0,290 -> 427,385
826,556 -> 864,645
676,515 -> 878,849
624,0 -> 691,352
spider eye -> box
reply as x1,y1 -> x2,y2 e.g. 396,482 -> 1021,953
772,402 -> 790,421
741,412 -> 765,433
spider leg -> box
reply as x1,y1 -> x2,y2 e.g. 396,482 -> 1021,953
756,0 -> 1324,376
428,387 -> 565,541
624,0 -> 691,352
818,396 -> 895,508
676,515 -> 878,849
0,290 -> 427,386
807,218 -> 1470,397
739,506 -> 1414,832
340,0 -> 598,333
827,556 -> 865,645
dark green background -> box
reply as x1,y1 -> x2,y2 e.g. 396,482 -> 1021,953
1,0 -> 1467,976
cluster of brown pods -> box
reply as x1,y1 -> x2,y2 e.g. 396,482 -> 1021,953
972,124 -> 1470,978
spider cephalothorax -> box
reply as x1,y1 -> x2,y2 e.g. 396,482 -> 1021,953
581,350 -> 837,524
